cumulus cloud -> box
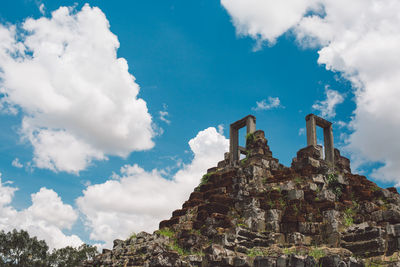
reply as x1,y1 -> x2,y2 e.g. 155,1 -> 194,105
221,0 -> 400,184
252,96 -> 281,111
312,87 -> 344,118
77,127 -> 229,247
0,173 -> 82,249
0,4 -> 154,174
221,0 -> 320,45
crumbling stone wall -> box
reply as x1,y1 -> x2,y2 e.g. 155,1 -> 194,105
84,116 -> 400,267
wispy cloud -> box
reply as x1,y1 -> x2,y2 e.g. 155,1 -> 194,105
11,158 -> 23,168
159,104 -> 170,124
312,86 -> 344,119
252,96 -> 281,111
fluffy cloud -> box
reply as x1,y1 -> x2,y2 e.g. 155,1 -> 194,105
0,173 -> 82,249
253,96 -> 281,111
312,87 -> 344,118
221,0 -> 320,45
77,127 -> 229,247
0,4 -> 154,174
221,0 -> 400,183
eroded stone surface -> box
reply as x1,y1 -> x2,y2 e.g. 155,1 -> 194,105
83,127 -> 400,267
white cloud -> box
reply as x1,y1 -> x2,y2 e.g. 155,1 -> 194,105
77,127 -> 229,247
39,3 -> 45,15
11,158 -> 23,168
298,128 -> 305,136
0,173 -> 82,249
217,124 -> 224,135
159,104 -> 170,124
252,96 -> 281,111
0,4 -> 154,174
221,0 -> 400,184
221,0 -> 320,45
312,87 -> 344,118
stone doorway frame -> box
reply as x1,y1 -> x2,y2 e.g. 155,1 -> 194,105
229,115 -> 256,165
305,113 -> 334,163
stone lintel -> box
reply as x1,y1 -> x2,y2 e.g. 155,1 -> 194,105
230,115 -> 256,132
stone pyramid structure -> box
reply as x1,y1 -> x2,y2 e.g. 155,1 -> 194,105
84,115 -> 400,267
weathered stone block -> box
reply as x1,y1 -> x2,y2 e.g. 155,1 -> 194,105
371,210 -> 383,222
307,157 -> 320,168
266,221 -> 280,232
280,181 -> 296,191
318,190 -> 336,202
266,209 -> 282,222
312,174 -> 325,184
286,232 -> 305,245
288,189 -> 304,200
383,209 -> 400,223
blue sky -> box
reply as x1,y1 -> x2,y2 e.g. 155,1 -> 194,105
0,0 -> 399,248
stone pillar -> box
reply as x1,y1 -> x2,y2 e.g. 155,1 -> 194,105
229,125 -> 239,163
246,116 -> 256,134
306,114 -> 317,146
324,125 -> 334,163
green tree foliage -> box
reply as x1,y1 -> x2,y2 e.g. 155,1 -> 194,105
0,229 -> 48,266
0,229 -> 98,267
48,244 -> 98,267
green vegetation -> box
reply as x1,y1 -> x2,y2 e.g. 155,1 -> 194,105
370,185 -> 380,192
245,132 -> 255,146
279,198 -> 286,208
156,228 -> 189,256
169,242 -> 188,256
129,232 -> 137,239
326,173 -> 343,199
237,223 -> 248,228
157,228 -> 175,238
344,207 -> 356,227
308,247 -> 326,259
294,177 -> 302,184
0,229 -> 98,267
272,186 -> 282,193
198,171 -> 215,188
247,248 -> 265,257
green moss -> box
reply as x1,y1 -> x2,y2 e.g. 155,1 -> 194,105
294,177 -> 302,184
370,185 -> 380,192
246,132 -> 255,146
157,228 -> 175,238
326,173 -> 343,198
344,207 -> 356,227
247,248 -> 265,257
199,172 -> 215,187
308,247 -> 326,259
169,242 -> 189,256
131,233 -> 137,238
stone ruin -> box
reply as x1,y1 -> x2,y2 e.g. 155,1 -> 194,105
84,115 -> 400,267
